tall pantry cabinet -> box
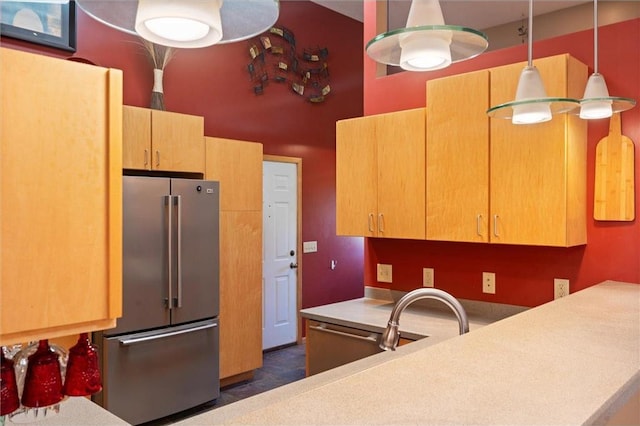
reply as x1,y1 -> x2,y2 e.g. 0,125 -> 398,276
0,48 -> 123,345
205,137 -> 263,385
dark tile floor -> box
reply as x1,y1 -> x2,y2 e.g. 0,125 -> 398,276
143,343 -> 306,425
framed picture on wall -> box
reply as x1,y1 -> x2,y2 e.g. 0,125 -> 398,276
0,1 -> 76,52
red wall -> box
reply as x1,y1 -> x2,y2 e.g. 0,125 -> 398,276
363,2 -> 639,306
1,1 -> 365,309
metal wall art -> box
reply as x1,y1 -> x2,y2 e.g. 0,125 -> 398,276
247,27 -> 330,103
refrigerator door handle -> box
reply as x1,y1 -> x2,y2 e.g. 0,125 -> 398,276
165,195 -> 173,308
176,195 -> 183,308
118,323 -> 218,346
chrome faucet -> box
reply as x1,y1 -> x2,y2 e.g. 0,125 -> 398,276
379,288 -> 469,351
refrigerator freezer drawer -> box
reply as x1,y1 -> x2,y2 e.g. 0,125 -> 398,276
97,319 -> 219,425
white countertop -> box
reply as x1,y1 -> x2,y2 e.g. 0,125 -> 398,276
3,397 -> 130,426
174,280 -> 640,425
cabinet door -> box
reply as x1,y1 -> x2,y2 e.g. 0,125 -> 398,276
336,116 -> 378,237
1,48 -> 122,345
218,211 -> 263,379
490,54 -> 587,246
205,137 -> 263,211
151,110 -> 205,173
427,71 -> 490,242
376,108 -> 426,239
123,105 -> 151,170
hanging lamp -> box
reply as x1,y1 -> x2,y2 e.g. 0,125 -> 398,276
578,0 -> 635,119
366,0 -> 488,72
76,0 -> 279,48
487,0 -> 579,124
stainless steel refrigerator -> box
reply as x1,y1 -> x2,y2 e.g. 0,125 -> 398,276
94,176 -> 220,425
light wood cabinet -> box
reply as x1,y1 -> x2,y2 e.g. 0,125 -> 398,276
205,137 -> 263,383
426,69 -> 490,243
0,48 -> 123,346
336,108 -> 426,239
489,54 -> 587,246
426,54 -> 587,247
123,106 -> 205,174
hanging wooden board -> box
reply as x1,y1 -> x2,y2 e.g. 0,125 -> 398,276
593,113 -> 635,221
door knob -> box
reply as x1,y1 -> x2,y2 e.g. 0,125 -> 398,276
290,262 -> 298,269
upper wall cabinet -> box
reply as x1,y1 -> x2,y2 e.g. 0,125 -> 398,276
426,54 -> 587,247
489,54 -> 587,247
336,108 -> 426,239
1,48 -> 123,345
123,106 -> 205,174
426,69 -> 490,243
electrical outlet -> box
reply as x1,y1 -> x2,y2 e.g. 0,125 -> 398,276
422,268 -> 434,287
482,272 -> 496,294
377,264 -> 392,283
554,278 -> 570,299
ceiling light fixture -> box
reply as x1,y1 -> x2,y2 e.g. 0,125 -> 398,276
487,0 -> 579,124
578,0 -> 635,119
76,0 -> 279,48
365,0 -> 488,72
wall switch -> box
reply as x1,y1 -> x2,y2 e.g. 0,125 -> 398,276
482,272 -> 496,294
377,264 -> 392,283
554,278 -> 570,299
303,241 -> 318,253
422,268 -> 434,287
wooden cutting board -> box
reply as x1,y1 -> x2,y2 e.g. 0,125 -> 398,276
593,113 -> 635,221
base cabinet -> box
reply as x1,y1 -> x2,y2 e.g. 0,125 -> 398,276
1,48 -> 123,345
205,137 -> 263,383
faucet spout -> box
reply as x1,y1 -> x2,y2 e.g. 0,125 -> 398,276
379,288 -> 469,351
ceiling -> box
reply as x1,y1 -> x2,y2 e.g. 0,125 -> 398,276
309,0 -> 592,30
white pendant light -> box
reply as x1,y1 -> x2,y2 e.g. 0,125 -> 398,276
366,0 -> 488,72
135,0 -> 223,48
76,0 -> 279,48
579,0 -> 635,119
487,0 -> 579,124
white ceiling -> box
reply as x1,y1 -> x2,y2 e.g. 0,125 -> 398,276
309,0 -> 592,30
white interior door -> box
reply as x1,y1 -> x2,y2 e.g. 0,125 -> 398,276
263,160 -> 298,350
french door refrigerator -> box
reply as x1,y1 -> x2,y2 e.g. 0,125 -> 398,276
94,176 -> 220,425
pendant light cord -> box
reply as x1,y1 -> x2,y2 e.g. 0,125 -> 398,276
527,0 -> 533,67
593,0 -> 599,73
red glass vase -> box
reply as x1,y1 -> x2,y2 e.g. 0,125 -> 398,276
63,333 -> 102,396
20,340 -> 63,408
1,350 -> 20,415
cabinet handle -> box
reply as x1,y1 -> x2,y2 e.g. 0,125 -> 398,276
144,149 -> 149,166
378,213 -> 385,233
156,150 -> 160,167
476,214 -> 483,236
368,213 -> 375,233
493,215 -> 499,237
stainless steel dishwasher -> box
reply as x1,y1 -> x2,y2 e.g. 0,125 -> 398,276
305,319 -> 384,376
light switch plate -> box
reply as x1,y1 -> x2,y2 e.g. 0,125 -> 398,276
423,268 -> 434,287
303,241 -> 317,253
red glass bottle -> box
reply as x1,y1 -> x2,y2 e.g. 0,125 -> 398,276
21,340 -> 63,408
1,350 -> 20,415
63,333 -> 102,396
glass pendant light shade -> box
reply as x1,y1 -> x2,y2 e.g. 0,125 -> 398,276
487,0 -> 579,124
135,0 -> 223,48
76,0 -> 279,47
511,66 -> 551,124
578,0 -> 635,119
366,0 -> 487,72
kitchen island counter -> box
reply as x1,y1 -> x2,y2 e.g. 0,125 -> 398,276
175,280 -> 639,425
